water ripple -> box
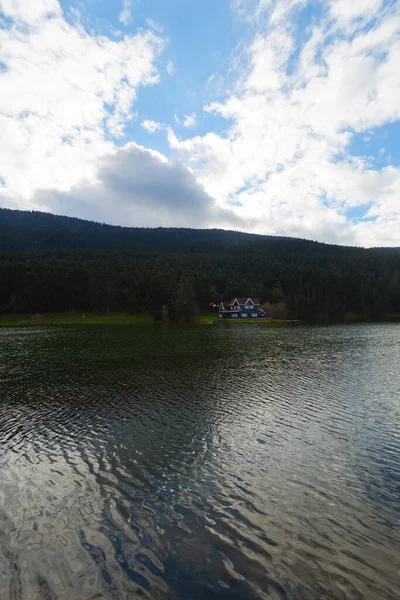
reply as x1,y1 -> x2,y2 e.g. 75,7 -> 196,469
0,324 -> 399,599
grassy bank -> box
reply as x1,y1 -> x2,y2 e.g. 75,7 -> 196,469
5,312 -> 399,327
0,313 -> 155,327
0,312 -> 301,327
0,312 -> 224,327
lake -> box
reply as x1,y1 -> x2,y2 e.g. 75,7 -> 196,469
0,324 -> 399,599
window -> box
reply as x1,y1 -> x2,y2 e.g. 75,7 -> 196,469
241,313 -> 247,318
252,313 -> 258,318
232,313 -> 238,318
219,314 -> 223,318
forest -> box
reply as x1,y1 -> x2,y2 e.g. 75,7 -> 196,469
1,207 -> 400,323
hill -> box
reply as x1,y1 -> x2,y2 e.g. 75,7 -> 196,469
0,207 -> 399,322
0,207 -> 278,253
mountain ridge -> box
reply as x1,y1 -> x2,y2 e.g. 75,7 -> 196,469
1,207 -> 399,254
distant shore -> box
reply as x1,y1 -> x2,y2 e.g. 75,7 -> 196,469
1,313 -> 399,328
0,313 -> 295,328
0,313 -> 155,327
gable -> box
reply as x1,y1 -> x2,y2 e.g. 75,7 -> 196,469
222,297 -> 261,309
246,298 -> 260,306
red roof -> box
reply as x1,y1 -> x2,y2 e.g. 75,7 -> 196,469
228,297 -> 260,306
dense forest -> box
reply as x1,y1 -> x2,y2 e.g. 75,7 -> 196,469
1,208 -> 400,322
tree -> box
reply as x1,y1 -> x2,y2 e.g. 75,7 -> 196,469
161,304 -> 169,322
209,285 -> 223,305
146,274 -> 171,320
268,286 -> 285,304
20,271 -> 42,314
262,302 -> 288,320
388,270 -> 400,313
172,276 -> 198,322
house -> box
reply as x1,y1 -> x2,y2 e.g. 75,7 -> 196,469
218,297 -> 266,319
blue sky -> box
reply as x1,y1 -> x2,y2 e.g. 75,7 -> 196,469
0,0 -> 400,246
349,122 -> 400,169
60,0 -> 245,153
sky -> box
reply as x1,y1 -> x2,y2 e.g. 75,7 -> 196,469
0,0 -> 400,247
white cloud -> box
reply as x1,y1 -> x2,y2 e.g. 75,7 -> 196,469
0,0 -> 163,206
168,0 -> 400,246
1,0 -> 400,247
329,0 -> 384,28
141,119 -> 161,133
183,113 -> 197,128
0,0 -> 61,25
146,19 -> 164,33
32,143 -> 241,229
119,0 -> 132,26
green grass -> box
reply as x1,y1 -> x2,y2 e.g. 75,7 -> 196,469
217,318 -> 292,324
0,313 -> 155,327
0,312 -> 221,327
194,313 -> 219,325
0,312 -> 299,328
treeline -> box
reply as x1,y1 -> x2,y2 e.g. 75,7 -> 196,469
0,208 -> 400,322
1,249 -> 400,322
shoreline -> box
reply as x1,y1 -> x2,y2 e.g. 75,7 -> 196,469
0,313 -> 294,328
0,313 -> 399,328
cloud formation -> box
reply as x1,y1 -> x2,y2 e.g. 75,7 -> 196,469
119,0 -> 133,26
141,120 -> 161,133
1,0 -> 400,246
0,0 -> 162,205
34,143 -> 242,229
0,0 -> 60,25
169,0 -> 400,246
183,113 -> 197,128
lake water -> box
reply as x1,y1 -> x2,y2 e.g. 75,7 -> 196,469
0,324 -> 399,600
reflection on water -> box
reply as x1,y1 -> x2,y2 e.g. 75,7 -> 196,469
0,324 -> 399,599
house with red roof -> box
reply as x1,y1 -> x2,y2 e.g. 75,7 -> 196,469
218,297 -> 266,319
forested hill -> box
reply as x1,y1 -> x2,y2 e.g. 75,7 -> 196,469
0,208 -> 277,253
1,207 -> 400,322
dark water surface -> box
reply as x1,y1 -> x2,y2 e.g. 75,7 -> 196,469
0,324 -> 399,600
